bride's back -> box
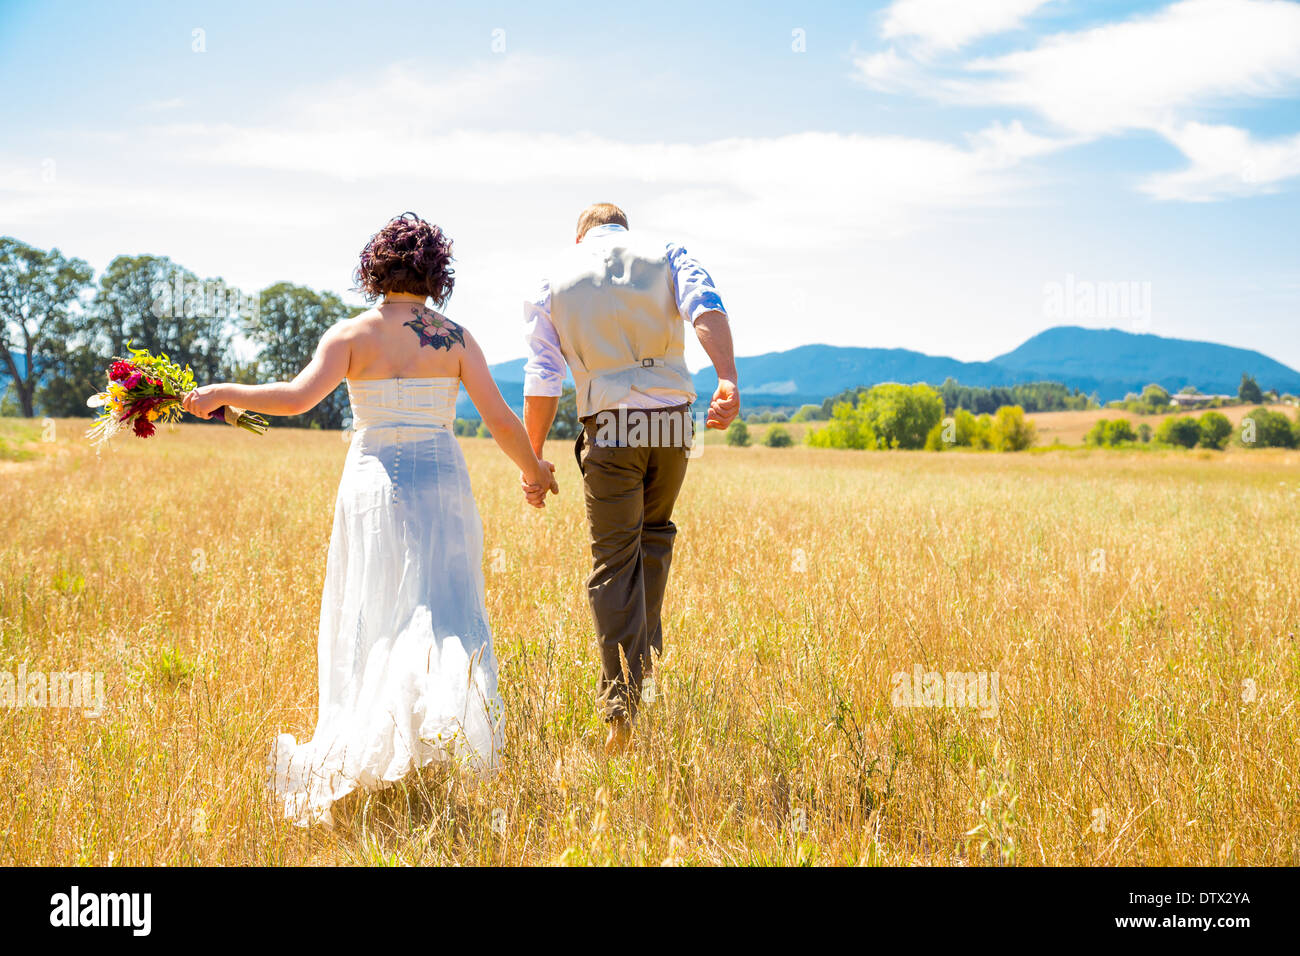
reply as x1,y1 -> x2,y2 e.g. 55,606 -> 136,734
343,301 -> 466,381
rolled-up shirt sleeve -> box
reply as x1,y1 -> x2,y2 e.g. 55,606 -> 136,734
523,281 -> 566,398
667,243 -> 727,323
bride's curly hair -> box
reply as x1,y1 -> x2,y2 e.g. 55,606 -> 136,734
354,212 -> 455,305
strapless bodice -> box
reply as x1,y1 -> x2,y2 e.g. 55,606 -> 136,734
346,377 -> 459,430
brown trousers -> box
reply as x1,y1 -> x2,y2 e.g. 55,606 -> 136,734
575,405 -> 692,722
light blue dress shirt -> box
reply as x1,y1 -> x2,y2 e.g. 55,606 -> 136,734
522,223 -> 727,405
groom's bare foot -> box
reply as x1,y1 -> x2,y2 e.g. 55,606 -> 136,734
604,716 -> 633,756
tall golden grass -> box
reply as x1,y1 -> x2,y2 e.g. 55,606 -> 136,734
1,419 -> 1297,865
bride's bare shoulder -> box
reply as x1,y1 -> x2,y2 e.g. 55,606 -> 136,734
329,307 -> 383,339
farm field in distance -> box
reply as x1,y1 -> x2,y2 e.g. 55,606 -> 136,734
1,419 -> 1298,865
720,403 -> 1298,448
1026,403 -> 1296,447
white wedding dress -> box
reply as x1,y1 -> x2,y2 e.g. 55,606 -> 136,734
269,377 -> 503,827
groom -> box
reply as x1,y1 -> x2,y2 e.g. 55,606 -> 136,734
521,203 -> 739,754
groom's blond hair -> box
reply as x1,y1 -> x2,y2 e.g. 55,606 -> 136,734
576,203 -> 628,240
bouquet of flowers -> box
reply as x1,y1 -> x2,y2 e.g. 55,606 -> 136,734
86,345 -> 269,447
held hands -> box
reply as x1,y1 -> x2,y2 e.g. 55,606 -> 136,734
706,379 -> 740,430
520,458 -> 559,509
182,384 -> 228,420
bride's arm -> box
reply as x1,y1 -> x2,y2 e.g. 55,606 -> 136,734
459,330 -> 558,502
184,324 -> 351,419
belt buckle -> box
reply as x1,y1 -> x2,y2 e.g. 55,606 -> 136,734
641,358 -> 655,368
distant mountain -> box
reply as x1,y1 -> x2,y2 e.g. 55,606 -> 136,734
690,344 -> 1025,411
465,326 -> 1300,418
14,327 -> 1295,420
454,358 -> 569,418
991,326 -> 1300,399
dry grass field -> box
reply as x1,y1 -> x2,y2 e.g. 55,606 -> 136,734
1,418 -> 1298,865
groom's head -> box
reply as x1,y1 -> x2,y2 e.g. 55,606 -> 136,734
576,203 -> 628,243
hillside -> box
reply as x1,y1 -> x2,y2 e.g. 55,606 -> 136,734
13,324 -> 1300,419
468,326 -> 1300,417
993,327 -> 1300,399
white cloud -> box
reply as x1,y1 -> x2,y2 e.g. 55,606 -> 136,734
0,57 -> 1065,365
1141,121 -> 1300,199
282,57 -> 552,134
1,53 -> 1052,247
966,119 -> 1080,167
881,0 -> 1055,52
962,0 -> 1300,136
855,46 -> 934,93
857,0 -> 1300,200
0,123 -> 1043,269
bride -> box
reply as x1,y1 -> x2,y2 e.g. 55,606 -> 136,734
183,212 -> 558,826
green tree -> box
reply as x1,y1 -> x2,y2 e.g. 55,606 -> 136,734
1140,383 -> 1171,411
807,400 -> 875,449
963,409 -> 994,449
248,282 -> 360,429
810,383 -> 942,450
1137,422 -> 1152,443
1155,415 -> 1200,448
1087,418 -> 1137,447
858,383 -> 943,449
0,238 -> 94,416
1238,373 -> 1263,404
1240,407 -> 1295,448
547,385 -> 581,440
725,419 -> 751,447
935,377 -> 1093,414
763,424 -> 793,447
93,255 -> 240,389
1113,420 -> 1137,444
926,407 -> 1000,451
36,333 -> 106,418
1085,419 -> 1111,446
990,405 -> 1037,451
1197,410 -> 1232,450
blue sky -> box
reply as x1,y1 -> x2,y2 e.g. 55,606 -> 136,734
2,0 -> 1298,370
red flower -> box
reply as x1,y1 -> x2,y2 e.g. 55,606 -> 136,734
123,372 -> 143,390
109,360 -> 135,382
133,416 -> 156,438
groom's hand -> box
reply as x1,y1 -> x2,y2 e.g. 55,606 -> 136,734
521,459 -> 558,508
706,380 -> 740,430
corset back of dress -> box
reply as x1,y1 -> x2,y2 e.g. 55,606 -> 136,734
346,377 -> 459,431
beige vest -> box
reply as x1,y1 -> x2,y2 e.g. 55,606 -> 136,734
548,231 -> 696,418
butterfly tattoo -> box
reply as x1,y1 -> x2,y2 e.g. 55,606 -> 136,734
404,306 -> 466,351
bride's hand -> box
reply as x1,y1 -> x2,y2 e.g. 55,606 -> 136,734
182,384 -> 227,420
521,459 -> 559,508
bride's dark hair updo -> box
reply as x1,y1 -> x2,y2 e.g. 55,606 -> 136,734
354,212 -> 455,305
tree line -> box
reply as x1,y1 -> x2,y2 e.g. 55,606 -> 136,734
1105,375 -> 1284,415
803,382 -> 1037,452
1,236 -> 590,439
0,237 -> 360,428
1087,407 -> 1300,449
791,377 -> 1095,423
